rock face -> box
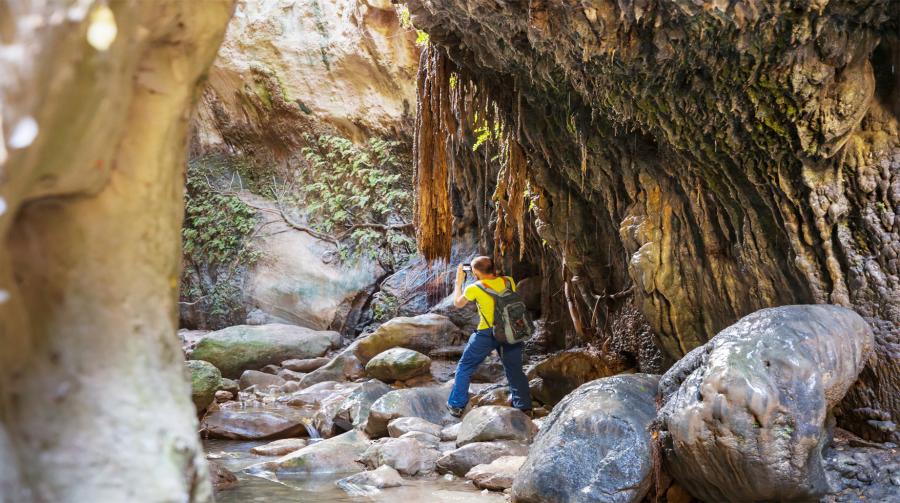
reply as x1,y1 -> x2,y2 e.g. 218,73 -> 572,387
456,406 -> 536,446
0,1 -> 232,501
360,436 -> 442,476
203,410 -> 308,440
364,384 -> 456,437
405,0 -> 900,441
365,347 -> 432,382
259,429 -> 369,475
466,456 -> 526,491
512,374 -> 661,503
354,314 -> 465,363
657,305 -> 874,502
437,441 -> 529,477
187,360 -> 223,412
191,324 -> 336,378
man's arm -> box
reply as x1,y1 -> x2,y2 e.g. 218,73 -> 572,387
453,264 -> 469,308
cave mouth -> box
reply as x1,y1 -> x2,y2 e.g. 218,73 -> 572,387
2,0 -> 898,502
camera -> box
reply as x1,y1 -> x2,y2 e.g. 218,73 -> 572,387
462,263 -> 472,272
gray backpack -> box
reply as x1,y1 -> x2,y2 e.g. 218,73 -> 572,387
475,277 -> 534,344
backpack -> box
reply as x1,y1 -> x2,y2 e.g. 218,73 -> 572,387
475,277 -> 534,345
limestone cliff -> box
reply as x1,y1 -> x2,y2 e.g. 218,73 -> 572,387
405,0 -> 899,441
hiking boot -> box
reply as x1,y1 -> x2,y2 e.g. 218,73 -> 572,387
447,405 -> 464,418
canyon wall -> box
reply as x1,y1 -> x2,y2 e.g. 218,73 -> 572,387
405,0 -> 899,441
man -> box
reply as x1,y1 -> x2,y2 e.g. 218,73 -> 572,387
447,256 -> 532,417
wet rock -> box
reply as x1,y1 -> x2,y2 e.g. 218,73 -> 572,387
191,324 -> 336,378
214,390 -> 233,403
239,370 -> 285,391
284,381 -> 344,407
257,429 -> 370,475
282,357 -> 330,373
208,459 -> 238,492
260,364 -> 281,375
525,348 -> 630,406
354,314 -> 464,364
203,410 -> 307,440
360,437 -> 442,476
250,438 -> 308,456
399,431 -> 441,449
437,441 -> 529,476
277,368 -> 305,382
658,305 -> 874,502
217,378 -> 239,396
456,406 -> 536,446
440,423 -> 461,441
823,429 -> 900,502
466,456 -> 526,491
280,381 -> 302,394
298,343 -> 365,388
335,379 -> 394,432
312,383 -> 363,438
336,465 -> 403,493
186,360 -> 222,412
387,417 -> 444,438
364,384 -> 456,437
512,374 -> 661,503
471,384 -> 511,407
365,347 -> 432,382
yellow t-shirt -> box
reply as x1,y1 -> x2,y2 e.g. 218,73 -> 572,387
464,276 -> 517,330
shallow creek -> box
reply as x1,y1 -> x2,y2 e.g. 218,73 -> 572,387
205,438 -> 504,502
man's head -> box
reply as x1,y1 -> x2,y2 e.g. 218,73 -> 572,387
470,256 -> 495,279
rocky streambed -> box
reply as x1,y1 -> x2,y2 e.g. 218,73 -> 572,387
185,306 -> 899,502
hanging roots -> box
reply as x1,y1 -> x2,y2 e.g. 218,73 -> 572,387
413,44 -> 457,262
494,132 -> 528,260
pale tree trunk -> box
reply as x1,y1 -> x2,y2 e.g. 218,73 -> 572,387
0,1 -> 233,501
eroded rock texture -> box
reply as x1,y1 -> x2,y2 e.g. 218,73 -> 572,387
404,0 -> 900,440
0,1 -> 233,501
657,305 -> 874,502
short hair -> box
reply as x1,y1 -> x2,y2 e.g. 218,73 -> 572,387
471,256 -> 494,275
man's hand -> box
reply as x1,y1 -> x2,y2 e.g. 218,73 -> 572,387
453,263 -> 469,308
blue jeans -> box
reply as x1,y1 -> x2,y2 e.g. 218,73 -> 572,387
447,328 -> 532,410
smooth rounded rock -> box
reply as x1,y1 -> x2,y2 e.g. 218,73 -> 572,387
365,347 -> 432,382
363,384 -> 456,437
437,441 -> 529,476
253,429 -> 369,475
335,465 -> 403,493
466,456 -> 526,491
203,410 -> 307,440
282,357 -> 331,373
456,406 -> 536,446
354,314 -> 464,364
512,374 -> 661,503
387,417 -> 443,438
360,437 -> 441,476
250,438 -> 308,456
186,360 -> 222,412
239,370 -> 285,391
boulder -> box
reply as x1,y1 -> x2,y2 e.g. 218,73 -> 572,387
284,381 -> 344,407
214,390 -> 234,403
277,368 -> 306,382
466,456 -> 526,491
298,343 -> 365,388
456,406 -> 536,446
259,364 -> 281,375
354,314 -> 464,364
472,358 -> 506,383
250,438 -> 308,456
437,441 -> 529,476
311,382 -> 363,437
427,293 -> 479,333
280,381 -> 301,394
203,410 -> 307,440
331,379 -> 393,433
335,465 -> 403,493
365,348 -> 432,382
387,417 -> 443,438
364,384 -> 456,437
208,460 -> 238,492
511,374 -> 661,503
526,348 -> 630,406
440,423 -> 461,441
217,378 -> 239,396
239,370 -> 285,390
254,429 -> 369,475
191,324 -> 337,378
360,437 -> 442,476
186,360 -> 222,412
471,384 -> 511,407
657,305 -> 874,502
282,357 -> 330,373
399,431 -> 441,449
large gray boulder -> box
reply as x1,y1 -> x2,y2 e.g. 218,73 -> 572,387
354,314 -> 464,364
457,406 -> 536,446
363,384 -> 456,437
657,305 -> 874,502
313,379 -> 392,437
191,324 -> 338,378
511,374 -> 661,503
360,436 -> 442,476
185,360 -> 222,412
365,347 -> 432,382
437,441 -> 529,476
467,456 -> 526,491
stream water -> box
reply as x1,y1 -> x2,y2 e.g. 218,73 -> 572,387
205,438 -> 504,502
